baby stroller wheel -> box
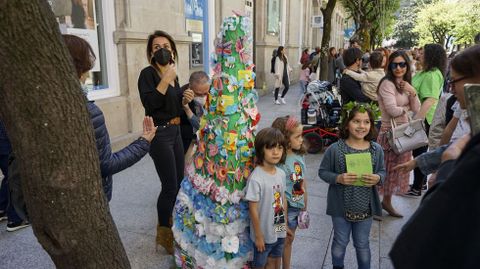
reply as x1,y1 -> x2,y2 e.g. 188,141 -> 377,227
304,132 -> 323,154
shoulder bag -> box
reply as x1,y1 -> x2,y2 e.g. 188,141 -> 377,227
387,116 -> 428,154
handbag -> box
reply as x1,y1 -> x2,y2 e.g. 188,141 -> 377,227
387,116 -> 428,154
297,210 -> 310,229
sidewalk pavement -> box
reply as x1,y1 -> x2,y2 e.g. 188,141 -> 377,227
0,83 -> 421,269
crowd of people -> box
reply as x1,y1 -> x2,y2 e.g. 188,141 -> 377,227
289,37 -> 479,269
1,28 -> 480,269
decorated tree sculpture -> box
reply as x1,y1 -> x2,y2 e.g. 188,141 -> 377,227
172,14 -> 259,268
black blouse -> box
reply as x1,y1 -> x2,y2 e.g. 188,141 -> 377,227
137,65 -> 182,126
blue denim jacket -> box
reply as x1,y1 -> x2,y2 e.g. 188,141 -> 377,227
415,144 -> 449,176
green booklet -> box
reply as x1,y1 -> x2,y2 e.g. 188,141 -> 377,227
345,152 -> 372,187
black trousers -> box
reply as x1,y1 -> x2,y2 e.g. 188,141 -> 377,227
274,75 -> 290,100
149,125 -> 184,227
412,120 -> 431,191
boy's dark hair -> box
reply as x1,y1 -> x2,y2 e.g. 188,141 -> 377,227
271,116 -> 307,155
369,51 -> 383,69
338,105 -> 377,141
343,47 -> 363,67
255,127 -> 287,165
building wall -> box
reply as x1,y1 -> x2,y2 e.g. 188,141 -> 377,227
100,0 -> 347,149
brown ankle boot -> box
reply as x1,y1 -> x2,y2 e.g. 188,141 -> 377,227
156,225 -> 174,255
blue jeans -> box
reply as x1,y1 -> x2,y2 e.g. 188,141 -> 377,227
253,237 -> 285,267
0,154 -> 21,223
300,80 -> 308,93
331,216 -> 373,269
287,206 -> 301,229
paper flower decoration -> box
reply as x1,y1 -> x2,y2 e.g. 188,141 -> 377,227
221,235 -> 240,254
173,14 -> 257,268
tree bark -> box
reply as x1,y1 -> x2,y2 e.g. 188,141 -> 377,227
320,0 -> 337,81
0,1 -> 130,268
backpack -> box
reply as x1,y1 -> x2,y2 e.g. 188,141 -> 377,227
270,55 -> 276,74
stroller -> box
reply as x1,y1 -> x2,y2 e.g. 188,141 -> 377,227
300,80 -> 342,153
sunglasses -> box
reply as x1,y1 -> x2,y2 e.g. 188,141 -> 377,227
447,76 -> 469,85
390,62 -> 407,69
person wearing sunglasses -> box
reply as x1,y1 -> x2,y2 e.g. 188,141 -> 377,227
404,44 -> 447,198
390,44 -> 480,269
376,50 -> 420,218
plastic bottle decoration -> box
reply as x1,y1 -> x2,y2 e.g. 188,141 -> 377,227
172,13 -> 258,269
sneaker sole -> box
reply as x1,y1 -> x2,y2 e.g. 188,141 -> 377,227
0,216 -> 7,222
7,224 -> 30,232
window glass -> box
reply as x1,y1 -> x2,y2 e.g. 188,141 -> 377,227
49,0 -> 116,99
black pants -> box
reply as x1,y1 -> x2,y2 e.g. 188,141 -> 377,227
149,125 -> 184,227
412,120 -> 430,191
274,75 -> 290,100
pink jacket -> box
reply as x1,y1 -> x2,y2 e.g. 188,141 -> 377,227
377,79 -> 420,128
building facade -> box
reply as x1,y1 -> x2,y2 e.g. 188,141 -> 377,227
50,0 -> 348,149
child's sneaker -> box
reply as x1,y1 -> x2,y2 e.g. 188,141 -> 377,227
6,220 -> 30,232
0,211 -> 7,222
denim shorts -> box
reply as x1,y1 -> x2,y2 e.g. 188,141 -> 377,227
287,206 -> 301,229
253,237 -> 286,267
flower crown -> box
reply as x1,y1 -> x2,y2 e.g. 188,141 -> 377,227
339,101 -> 381,124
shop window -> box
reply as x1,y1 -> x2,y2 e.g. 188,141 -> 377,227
49,0 -> 119,100
267,0 -> 281,36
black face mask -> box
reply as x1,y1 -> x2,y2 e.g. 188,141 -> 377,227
153,48 -> 172,66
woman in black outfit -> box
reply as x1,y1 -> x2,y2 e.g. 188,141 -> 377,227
137,30 -> 193,254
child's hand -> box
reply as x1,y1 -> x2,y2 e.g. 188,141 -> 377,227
255,235 -> 265,252
362,174 -> 380,187
336,173 -> 357,185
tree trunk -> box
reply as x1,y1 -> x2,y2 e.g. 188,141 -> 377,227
320,0 -> 337,81
0,1 -> 130,268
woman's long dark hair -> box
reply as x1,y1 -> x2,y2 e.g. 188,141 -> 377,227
276,46 -> 287,63
423,43 -> 447,77
146,30 -> 178,62
377,50 -> 412,94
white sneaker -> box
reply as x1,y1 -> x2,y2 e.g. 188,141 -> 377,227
274,100 -> 281,105
280,98 -> 286,104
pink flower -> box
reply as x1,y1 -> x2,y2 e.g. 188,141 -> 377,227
208,143 -> 219,156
